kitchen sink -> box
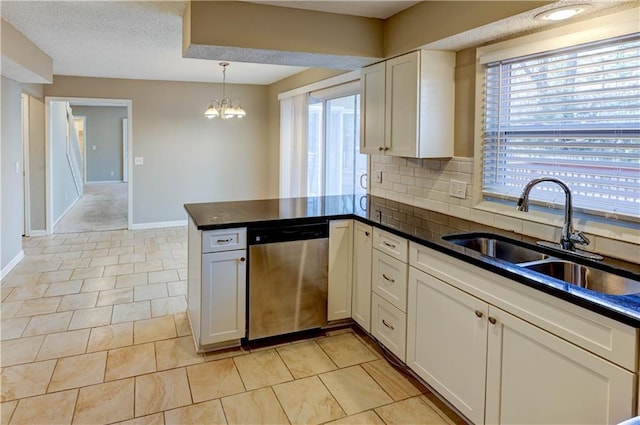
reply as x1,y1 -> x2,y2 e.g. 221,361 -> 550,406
442,234 -> 549,264
443,233 -> 640,296
520,259 -> 640,296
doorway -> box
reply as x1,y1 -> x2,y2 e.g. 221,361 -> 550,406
45,97 -> 132,234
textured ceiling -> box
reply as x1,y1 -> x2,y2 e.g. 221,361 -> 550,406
1,1 -> 635,85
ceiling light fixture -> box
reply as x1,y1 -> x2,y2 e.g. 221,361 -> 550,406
204,62 -> 246,119
534,4 -> 591,21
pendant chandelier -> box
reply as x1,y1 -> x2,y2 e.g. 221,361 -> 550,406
204,62 -> 246,119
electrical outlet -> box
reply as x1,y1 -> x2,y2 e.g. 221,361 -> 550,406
449,180 -> 467,199
375,171 -> 383,183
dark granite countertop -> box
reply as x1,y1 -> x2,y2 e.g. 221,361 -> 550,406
184,195 -> 640,327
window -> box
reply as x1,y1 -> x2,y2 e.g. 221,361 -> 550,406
481,33 -> 640,222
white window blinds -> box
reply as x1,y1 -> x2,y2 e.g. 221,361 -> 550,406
482,33 -> 640,221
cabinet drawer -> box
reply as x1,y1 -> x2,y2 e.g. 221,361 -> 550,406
372,250 -> 408,312
202,228 -> 247,253
373,228 -> 408,261
371,292 -> 407,362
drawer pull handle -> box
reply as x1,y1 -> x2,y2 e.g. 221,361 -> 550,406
383,241 -> 396,249
475,310 -> 483,318
488,317 -> 497,325
217,238 -> 232,244
382,273 -> 395,283
382,319 -> 395,330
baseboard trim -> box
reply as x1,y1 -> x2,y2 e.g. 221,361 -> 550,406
1,250 -> 25,280
27,230 -> 48,237
130,220 -> 188,230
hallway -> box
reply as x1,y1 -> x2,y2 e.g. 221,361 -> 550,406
54,183 -> 127,234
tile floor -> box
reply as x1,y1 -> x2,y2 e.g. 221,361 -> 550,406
1,227 -> 466,425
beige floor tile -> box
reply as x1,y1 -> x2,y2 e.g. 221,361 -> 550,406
155,335 -> 203,370
164,399 -> 226,425
97,288 -> 134,306
162,259 -> 186,270
134,283 -> 168,302
9,389 -> 77,425
59,258 -> 92,270
325,410 -> 386,425
361,359 -> 423,401
69,243 -> 98,252
134,368 -> 191,417
5,284 -> 48,301
81,248 -> 110,259
148,270 -> 179,284
375,396 -> 451,425
0,335 -> 44,366
320,366 -> 393,415
233,349 -> 293,390
150,296 -> 186,317
1,400 -> 17,425
0,360 -> 56,401
221,387 -> 289,425
186,358 -> 245,403
1,273 -> 41,287
44,280 -> 83,297
0,302 -> 21,320
87,322 -> 133,352
105,342 -> 156,381
81,276 -> 116,292
103,264 -> 134,277
112,301 -> 151,323
119,253 -> 146,264
70,266 -> 105,280
68,306 -> 113,330
277,340 -> 337,378
58,291 -> 99,311
37,270 -> 73,284
36,329 -> 90,361
273,375 -> 345,425
420,394 -> 463,425
317,332 -> 377,368
48,351 -> 107,392
116,413 -> 164,425
173,313 -> 191,337
17,260 -> 62,274
0,317 -> 30,340
134,261 -> 163,274
22,311 -> 73,336
73,378 -> 135,424
115,273 -> 148,288
166,281 -> 187,297
134,316 -> 176,344
89,255 -> 120,267
14,297 -> 62,318
204,346 -> 249,362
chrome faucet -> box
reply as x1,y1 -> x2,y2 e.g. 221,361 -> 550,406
516,177 -> 600,259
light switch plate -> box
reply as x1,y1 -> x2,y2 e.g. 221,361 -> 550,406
134,157 -> 144,165
449,180 -> 467,199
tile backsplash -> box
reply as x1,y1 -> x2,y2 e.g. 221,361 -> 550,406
369,155 -> 639,263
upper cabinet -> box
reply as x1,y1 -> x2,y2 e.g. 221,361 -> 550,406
360,50 -> 455,158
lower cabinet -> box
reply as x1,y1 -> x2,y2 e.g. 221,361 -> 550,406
352,221 -> 372,332
328,220 -> 353,321
200,250 -> 246,346
408,266 -> 636,425
371,292 -> 407,361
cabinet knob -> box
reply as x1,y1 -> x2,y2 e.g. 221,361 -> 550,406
382,319 -> 395,330
365,231 -> 370,236
383,147 -> 389,151
378,146 -> 384,151
475,310 -> 483,318
488,317 -> 497,325
240,257 -> 246,262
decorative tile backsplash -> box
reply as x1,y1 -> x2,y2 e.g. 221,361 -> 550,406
369,155 -> 639,263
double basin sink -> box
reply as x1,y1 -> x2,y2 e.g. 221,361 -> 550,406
443,233 -> 640,296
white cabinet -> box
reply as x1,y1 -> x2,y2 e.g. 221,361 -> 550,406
407,243 -> 637,425
372,250 -> 408,311
360,50 -> 455,158
352,221 -> 372,332
371,292 -> 407,361
187,219 -> 246,351
328,220 -> 353,321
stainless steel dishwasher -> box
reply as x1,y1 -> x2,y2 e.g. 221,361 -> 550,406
247,220 -> 328,341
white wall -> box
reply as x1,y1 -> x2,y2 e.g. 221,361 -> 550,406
51,101 -> 80,224
1,76 -> 25,272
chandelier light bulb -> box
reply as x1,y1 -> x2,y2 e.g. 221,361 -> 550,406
204,62 -> 246,120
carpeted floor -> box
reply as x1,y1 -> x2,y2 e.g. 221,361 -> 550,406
54,182 -> 128,233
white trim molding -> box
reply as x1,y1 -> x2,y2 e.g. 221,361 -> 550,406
130,220 -> 188,230
1,250 -> 24,280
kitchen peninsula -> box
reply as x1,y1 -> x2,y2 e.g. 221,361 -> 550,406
185,194 -> 640,425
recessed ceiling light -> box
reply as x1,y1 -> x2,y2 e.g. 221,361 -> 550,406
535,4 -> 591,21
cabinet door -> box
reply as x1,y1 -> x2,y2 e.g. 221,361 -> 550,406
385,51 -> 419,157
352,221 -> 372,332
328,220 -> 353,321
371,292 -> 406,362
486,307 -> 635,425
372,249 -> 408,312
201,250 -> 246,345
360,62 -> 386,154
407,267 -> 488,425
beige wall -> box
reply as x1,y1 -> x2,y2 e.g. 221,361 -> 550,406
453,48 -> 476,158
29,96 -> 46,231
44,76 -> 272,225
1,18 -> 52,84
